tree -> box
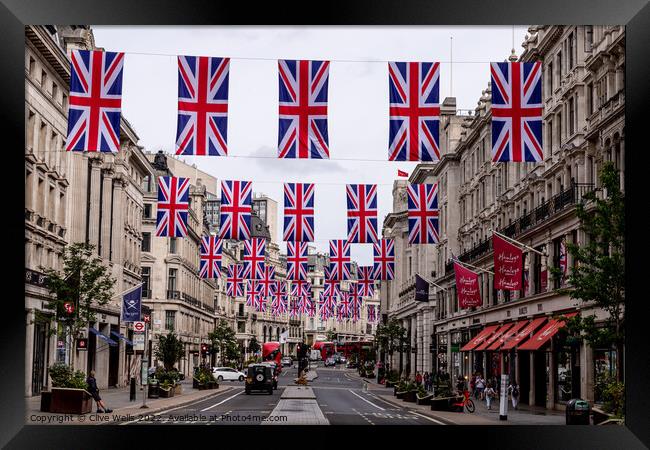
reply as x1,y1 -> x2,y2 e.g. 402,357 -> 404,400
375,318 -> 407,376
248,336 -> 261,355
41,242 -> 116,369
154,331 -> 185,371
208,319 -> 238,366
560,162 -> 625,383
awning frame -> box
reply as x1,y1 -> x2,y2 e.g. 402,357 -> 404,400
88,327 -> 118,346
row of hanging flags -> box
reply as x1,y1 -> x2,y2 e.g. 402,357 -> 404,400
64,49 -> 544,162
453,232 -> 567,309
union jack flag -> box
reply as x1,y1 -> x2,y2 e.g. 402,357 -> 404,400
226,264 -> 244,297
318,297 -> 331,320
245,280 -> 260,307
367,305 -> 377,323
329,240 -> 351,281
156,176 -> 190,237
254,293 -> 267,312
199,235 -> 222,279
323,269 -> 341,299
346,184 -> 379,244
283,183 -> 315,242
176,55 -> 229,156
349,283 -> 363,317
304,297 -> 316,317
289,298 -> 300,318
286,241 -> 308,280
373,239 -> 395,280
388,61 -> 440,161
66,50 -> 124,152
243,238 -> 266,280
291,280 -> 311,300
357,266 -> 375,297
491,61 -> 543,162
337,292 -> 351,321
258,266 -> 276,298
219,180 -> 252,240
278,59 -> 330,159
407,183 -> 440,244
271,281 -> 288,316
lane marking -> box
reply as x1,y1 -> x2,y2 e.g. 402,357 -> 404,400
408,410 -> 446,425
348,389 -> 385,411
200,390 -> 244,411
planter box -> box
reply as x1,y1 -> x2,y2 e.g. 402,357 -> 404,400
396,391 -> 407,399
416,395 -> 433,405
403,390 -> 417,403
197,384 -> 207,391
385,381 -> 395,388
40,391 -> 52,412
159,387 -> 173,398
431,397 -> 452,411
50,388 -> 93,415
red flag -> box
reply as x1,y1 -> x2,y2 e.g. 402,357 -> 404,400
540,269 -> 548,292
397,170 -> 409,177
454,262 -> 482,308
493,234 -> 523,290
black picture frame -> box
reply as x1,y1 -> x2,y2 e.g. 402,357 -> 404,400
2,0 -> 648,448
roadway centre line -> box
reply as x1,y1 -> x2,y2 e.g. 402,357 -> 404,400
348,389 -> 385,411
200,390 -> 244,411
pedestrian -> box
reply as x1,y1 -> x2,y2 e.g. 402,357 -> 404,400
415,371 -> 423,386
476,375 -> 485,400
456,375 -> 466,395
86,370 -> 112,414
508,379 -> 520,410
469,374 -> 476,399
423,372 -> 429,391
484,382 -> 496,410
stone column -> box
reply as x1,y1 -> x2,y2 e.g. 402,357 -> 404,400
87,156 -> 103,248
547,342 -> 557,410
110,176 -> 127,264
544,240 -> 553,292
529,352 -> 536,406
25,309 -> 35,397
100,166 -> 114,260
619,138 -> 625,192
582,341 -> 594,403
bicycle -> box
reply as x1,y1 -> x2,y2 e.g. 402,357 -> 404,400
451,390 -> 475,413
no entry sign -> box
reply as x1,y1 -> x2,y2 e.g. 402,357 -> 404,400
134,321 -> 145,333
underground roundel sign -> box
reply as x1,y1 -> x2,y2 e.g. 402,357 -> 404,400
134,321 -> 145,332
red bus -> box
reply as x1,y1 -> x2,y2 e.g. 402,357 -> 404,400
262,342 -> 282,370
312,341 -> 336,361
337,341 -> 374,358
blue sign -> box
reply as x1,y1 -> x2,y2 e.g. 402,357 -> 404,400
415,274 -> 429,302
121,284 -> 142,322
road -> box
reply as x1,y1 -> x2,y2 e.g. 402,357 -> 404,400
124,362 -> 440,425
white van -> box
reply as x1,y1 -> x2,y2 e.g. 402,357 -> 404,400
310,349 -> 321,361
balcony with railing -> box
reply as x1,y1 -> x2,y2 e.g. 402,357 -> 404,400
166,290 -> 181,300
445,182 -> 596,273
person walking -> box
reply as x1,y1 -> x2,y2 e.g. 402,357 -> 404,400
423,372 -> 430,391
508,379 -> 520,410
415,371 -> 423,386
469,374 -> 476,399
484,382 -> 496,410
475,375 -> 485,400
86,371 -> 112,413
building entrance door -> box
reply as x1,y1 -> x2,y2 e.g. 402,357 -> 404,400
534,351 -> 547,407
32,321 -> 48,395
108,326 -> 119,387
519,352 -> 530,405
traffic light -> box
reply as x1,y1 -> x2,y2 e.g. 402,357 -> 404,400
201,343 -> 209,356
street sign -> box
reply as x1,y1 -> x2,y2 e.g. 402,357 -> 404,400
141,358 -> 148,386
76,338 -> 88,351
134,321 -> 146,333
133,333 -> 145,351
143,314 -> 151,323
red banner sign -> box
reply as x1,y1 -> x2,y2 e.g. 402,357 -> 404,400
493,234 -> 523,290
541,269 -> 548,292
454,262 -> 482,308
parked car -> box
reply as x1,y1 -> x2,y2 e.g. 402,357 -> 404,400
245,364 -> 274,395
212,367 -> 246,382
324,357 -> 336,367
281,356 -> 293,367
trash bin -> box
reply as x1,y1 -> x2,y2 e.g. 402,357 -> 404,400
148,379 -> 160,399
566,399 -> 591,425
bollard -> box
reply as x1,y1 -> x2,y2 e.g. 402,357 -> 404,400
130,377 -> 136,401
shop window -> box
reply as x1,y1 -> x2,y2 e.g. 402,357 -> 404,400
593,348 -> 617,403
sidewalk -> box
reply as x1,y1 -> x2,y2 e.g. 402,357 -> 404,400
26,379 -> 235,425
350,372 -> 565,425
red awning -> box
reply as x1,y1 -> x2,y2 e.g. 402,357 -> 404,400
460,325 -> 499,351
487,320 -> 530,351
475,323 -> 514,351
518,313 -> 577,351
501,317 -> 547,351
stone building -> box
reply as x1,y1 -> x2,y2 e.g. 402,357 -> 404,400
142,152 -> 218,377
25,25 -> 155,394
381,25 -> 624,411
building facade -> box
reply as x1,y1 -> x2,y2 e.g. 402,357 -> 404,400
381,25 -> 624,411
25,25 -> 155,395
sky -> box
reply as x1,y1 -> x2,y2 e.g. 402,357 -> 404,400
92,26 -> 529,266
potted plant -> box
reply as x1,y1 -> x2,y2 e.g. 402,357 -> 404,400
416,385 -> 433,405
430,383 -> 457,411
47,363 -> 93,414
395,379 -> 409,399
385,370 -> 398,388
403,381 -> 417,403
